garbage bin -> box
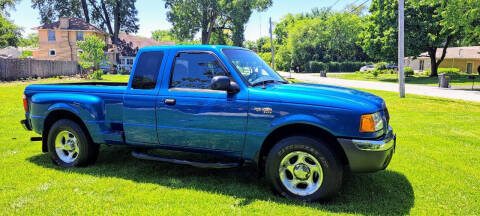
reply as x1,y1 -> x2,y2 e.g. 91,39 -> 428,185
438,73 -> 450,88
320,71 -> 327,77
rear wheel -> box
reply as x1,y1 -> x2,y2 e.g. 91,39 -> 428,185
47,119 -> 99,167
265,136 -> 343,201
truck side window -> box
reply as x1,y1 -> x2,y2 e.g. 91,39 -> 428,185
131,51 -> 164,89
170,52 -> 228,89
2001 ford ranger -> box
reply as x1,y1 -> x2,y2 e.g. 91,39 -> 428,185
21,45 -> 395,201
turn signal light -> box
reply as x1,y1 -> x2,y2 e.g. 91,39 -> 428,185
23,94 -> 28,113
359,114 -> 375,132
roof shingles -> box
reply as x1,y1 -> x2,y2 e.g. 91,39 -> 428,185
34,17 -> 105,33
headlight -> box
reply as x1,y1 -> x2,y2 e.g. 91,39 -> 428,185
359,111 -> 384,133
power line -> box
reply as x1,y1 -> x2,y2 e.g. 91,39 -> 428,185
328,0 -> 343,10
344,0 -> 362,10
348,0 -> 370,14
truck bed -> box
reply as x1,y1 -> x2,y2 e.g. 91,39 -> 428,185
25,82 -> 127,94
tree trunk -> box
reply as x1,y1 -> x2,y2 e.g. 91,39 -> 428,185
428,49 -> 438,77
81,0 -> 89,23
429,35 -> 453,77
113,0 -> 122,64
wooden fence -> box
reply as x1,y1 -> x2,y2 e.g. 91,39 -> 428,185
0,58 -> 80,81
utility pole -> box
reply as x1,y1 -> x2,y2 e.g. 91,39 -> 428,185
398,0 -> 405,98
269,17 -> 275,70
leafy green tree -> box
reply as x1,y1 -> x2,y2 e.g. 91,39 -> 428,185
0,0 -> 18,16
151,29 -> 177,41
360,0 -> 466,76
164,0 -> 271,45
18,33 -> 39,47
438,0 -> 480,46
76,35 -> 107,70
274,10 -> 368,71
32,0 -> 139,46
31,0 -> 86,24
0,15 -> 20,48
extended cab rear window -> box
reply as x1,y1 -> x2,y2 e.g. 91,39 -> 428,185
131,51 -> 164,89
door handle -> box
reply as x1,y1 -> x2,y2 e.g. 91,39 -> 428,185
164,98 -> 176,105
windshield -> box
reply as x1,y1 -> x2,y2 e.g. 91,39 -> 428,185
222,49 -> 285,86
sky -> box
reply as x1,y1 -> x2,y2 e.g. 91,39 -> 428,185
9,0 -> 371,41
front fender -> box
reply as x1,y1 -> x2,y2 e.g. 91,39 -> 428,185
269,114 -> 335,135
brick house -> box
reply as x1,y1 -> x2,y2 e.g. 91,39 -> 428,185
32,17 -> 111,62
405,46 -> 480,74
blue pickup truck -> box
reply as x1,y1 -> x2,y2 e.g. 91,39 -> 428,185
21,45 -> 395,201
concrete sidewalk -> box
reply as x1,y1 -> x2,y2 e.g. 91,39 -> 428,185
279,72 -> 480,103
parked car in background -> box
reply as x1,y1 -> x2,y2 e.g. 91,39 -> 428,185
360,65 -> 375,71
386,64 -> 398,70
21,45 -> 395,202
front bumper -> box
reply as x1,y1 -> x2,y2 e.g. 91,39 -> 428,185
21,119 -> 32,131
338,126 -> 396,173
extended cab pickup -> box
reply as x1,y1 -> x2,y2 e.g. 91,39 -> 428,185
21,45 -> 396,201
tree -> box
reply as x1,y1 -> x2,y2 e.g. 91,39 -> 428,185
360,0 -> 464,76
164,0 -> 271,45
438,0 -> 480,46
151,29 -> 177,42
89,0 -> 139,45
31,0 -> 86,24
18,33 -> 39,47
0,0 -> 18,16
76,35 -> 107,70
273,10 -> 369,71
32,0 -> 139,47
0,15 -> 21,48
225,0 -> 271,46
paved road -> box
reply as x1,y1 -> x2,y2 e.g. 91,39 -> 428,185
279,72 -> 480,103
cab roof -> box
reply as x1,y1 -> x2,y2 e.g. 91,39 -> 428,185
138,45 -> 248,52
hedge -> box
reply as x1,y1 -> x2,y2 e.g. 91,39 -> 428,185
304,61 -> 371,73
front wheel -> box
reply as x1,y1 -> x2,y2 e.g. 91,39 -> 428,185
265,136 -> 343,201
47,119 -> 99,167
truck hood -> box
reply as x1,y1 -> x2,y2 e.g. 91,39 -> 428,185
248,83 -> 385,113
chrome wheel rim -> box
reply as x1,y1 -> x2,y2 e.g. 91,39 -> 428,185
279,151 -> 323,196
55,130 -> 79,163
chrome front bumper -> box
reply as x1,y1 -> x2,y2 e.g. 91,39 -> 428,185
352,126 -> 396,151
337,126 -> 396,172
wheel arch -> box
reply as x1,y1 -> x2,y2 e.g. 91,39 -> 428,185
257,123 -> 348,172
42,109 -> 93,153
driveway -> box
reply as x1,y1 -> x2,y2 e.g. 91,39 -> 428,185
279,72 -> 480,103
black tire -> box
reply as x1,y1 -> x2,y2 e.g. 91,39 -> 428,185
47,119 -> 99,167
265,136 -> 343,201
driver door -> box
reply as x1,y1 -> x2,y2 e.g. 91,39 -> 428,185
156,51 -> 248,153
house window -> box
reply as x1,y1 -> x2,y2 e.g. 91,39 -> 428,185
127,58 -> 134,65
419,60 -> 424,71
467,63 -> 473,74
48,31 -> 56,41
49,49 -> 56,56
77,49 -> 83,56
76,31 -> 84,41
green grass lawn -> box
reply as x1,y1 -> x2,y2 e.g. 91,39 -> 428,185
1,75 -> 479,215
327,73 -> 478,86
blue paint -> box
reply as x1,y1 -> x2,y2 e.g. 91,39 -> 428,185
23,45 -> 392,164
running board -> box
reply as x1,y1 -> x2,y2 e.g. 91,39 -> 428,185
131,151 -> 241,169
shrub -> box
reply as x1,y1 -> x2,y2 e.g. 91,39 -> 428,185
328,62 -> 340,72
89,69 -> 103,80
375,62 -> 388,70
19,50 -> 33,58
438,68 -> 461,75
404,66 -> 414,77
371,70 -> 379,77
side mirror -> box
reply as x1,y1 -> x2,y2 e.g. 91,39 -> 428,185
211,76 -> 240,94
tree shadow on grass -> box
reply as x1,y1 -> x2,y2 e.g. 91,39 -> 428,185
28,147 -> 414,215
